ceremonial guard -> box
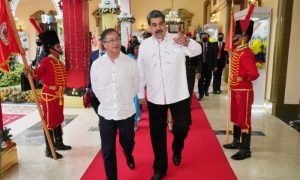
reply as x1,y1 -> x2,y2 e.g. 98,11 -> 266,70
223,14 -> 259,160
24,30 -> 71,159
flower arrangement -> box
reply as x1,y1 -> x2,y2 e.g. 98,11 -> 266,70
99,8 -> 121,15
0,87 -> 41,103
64,87 -> 86,97
0,55 -> 22,88
118,17 -> 136,24
250,38 -> 267,70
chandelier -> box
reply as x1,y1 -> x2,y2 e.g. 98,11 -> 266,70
165,0 -> 181,24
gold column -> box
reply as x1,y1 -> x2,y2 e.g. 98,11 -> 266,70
271,0 -> 294,117
102,13 -> 118,30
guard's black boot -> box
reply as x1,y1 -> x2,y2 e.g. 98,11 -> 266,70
54,125 -> 72,150
44,130 -> 63,159
231,132 -> 251,160
223,125 -> 241,149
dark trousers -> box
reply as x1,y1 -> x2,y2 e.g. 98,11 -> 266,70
147,98 -> 191,175
213,66 -> 224,91
198,63 -> 212,98
187,69 -> 196,105
187,76 -> 195,105
91,92 -> 100,114
98,115 -> 135,180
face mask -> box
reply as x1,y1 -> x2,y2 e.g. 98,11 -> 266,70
202,37 -> 208,42
218,37 -> 223,42
36,41 -> 43,46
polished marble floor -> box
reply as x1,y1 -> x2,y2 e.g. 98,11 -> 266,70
1,86 -> 300,180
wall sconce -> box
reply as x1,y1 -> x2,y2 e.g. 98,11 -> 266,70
17,25 -> 23,32
138,24 -> 145,31
248,0 -> 262,6
210,13 -> 218,23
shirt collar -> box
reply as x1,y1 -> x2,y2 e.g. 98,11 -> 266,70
151,32 -> 169,43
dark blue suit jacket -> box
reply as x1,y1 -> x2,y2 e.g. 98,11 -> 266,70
88,50 -> 103,112
88,50 -> 100,89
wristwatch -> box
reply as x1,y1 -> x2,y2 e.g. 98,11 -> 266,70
184,38 -> 190,46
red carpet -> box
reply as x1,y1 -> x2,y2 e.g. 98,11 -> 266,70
2,114 -> 25,126
81,95 -> 237,180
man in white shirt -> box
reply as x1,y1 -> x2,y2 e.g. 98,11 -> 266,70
90,29 -> 139,180
137,10 -> 202,180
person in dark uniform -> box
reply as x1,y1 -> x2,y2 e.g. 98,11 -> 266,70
88,36 -> 105,113
186,55 -> 201,104
21,39 -> 47,91
213,32 -> 228,94
198,33 -> 217,100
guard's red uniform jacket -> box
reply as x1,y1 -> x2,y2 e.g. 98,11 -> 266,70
33,56 -> 66,129
230,44 -> 259,132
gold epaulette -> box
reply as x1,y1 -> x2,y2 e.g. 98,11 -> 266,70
236,43 -> 249,51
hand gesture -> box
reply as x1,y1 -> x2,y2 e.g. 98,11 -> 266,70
173,28 -> 188,46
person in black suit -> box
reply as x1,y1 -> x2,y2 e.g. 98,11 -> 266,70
213,33 -> 228,94
186,55 -> 201,105
88,37 -> 105,113
21,39 -> 47,91
198,33 -> 217,100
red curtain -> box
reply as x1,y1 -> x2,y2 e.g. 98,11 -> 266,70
63,0 -> 90,88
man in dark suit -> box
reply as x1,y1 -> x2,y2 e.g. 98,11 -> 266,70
186,55 -> 201,105
198,33 -> 217,100
21,39 -> 47,91
213,33 -> 228,94
88,37 -> 105,113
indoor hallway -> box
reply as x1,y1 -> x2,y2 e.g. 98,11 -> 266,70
1,87 -> 300,180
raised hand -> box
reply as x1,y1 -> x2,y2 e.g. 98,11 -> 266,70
173,27 -> 188,46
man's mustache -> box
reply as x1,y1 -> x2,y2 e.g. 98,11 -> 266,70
155,29 -> 163,34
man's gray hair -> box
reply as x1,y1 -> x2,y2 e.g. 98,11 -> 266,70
147,10 -> 165,25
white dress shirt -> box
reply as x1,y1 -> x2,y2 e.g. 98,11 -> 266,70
137,33 -> 202,105
90,52 -> 140,120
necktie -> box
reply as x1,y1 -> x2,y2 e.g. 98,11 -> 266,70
203,43 -> 207,63
217,42 -> 222,59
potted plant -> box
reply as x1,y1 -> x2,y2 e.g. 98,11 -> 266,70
1,127 -> 18,174
1,127 -> 16,151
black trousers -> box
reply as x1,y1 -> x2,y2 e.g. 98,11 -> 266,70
186,67 -> 196,105
213,66 -> 224,91
90,91 -> 100,114
187,76 -> 195,105
147,98 -> 191,175
198,63 -> 212,98
98,114 -> 135,180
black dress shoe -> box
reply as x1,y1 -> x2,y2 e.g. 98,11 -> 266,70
151,173 -> 164,180
205,91 -> 209,96
123,151 -> 135,169
173,154 -> 181,166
